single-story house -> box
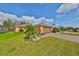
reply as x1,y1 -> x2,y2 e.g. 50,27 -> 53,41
34,24 -> 53,34
15,24 -> 26,32
15,24 -> 53,34
0,25 -> 9,32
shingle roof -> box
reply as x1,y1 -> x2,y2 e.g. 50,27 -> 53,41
34,24 -> 53,28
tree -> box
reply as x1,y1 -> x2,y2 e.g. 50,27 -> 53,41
3,19 -> 14,31
24,24 -> 36,41
20,20 -> 26,24
59,26 -> 67,31
73,28 -> 78,32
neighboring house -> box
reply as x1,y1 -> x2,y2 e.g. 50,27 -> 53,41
15,24 -> 53,34
15,24 -> 26,32
34,24 -> 53,34
0,25 -> 8,32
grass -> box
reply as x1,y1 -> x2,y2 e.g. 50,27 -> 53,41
0,32 -> 79,56
63,32 -> 79,36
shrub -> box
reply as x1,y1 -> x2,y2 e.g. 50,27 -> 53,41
24,24 -> 36,41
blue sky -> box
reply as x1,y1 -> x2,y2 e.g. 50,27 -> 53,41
0,3 -> 79,27
0,3 -> 60,18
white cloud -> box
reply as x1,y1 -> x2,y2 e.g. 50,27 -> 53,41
0,12 -> 54,25
0,12 -> 20,21
21,16 -> 45,24
0,12 -> 21,25
46,18 -> 54,22
21,16 -> 36,24
21,16 -> 54,24
22,16 -> 35,20
56,3 -> 79,13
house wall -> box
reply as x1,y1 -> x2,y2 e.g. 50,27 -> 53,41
39,26 -> 44,34
41,26 -> 53,34
34,26 -> 40,35
15,25 -> 53,34
43,27 -> 51,33
15,27 -> 20,32
15,26 -> 26,32
34,25 -> 53,34
0,26 -> 8,32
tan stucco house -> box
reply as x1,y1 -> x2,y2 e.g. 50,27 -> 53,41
15,24 -> 26,32
0,25 -> 9,31
34,24 -> 53,34
15,24 -> 53,34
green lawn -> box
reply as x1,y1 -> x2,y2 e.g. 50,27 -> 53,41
0,32 -> 79,56
63,32 -> 79,36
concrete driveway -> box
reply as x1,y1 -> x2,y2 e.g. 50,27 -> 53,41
43,33 -> 79,43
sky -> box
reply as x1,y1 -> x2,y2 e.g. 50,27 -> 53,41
0,3 -> 79,28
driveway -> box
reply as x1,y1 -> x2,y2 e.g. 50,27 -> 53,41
43,33 -> 79,43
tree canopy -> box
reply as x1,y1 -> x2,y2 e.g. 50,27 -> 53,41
24,24 -> 36,41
